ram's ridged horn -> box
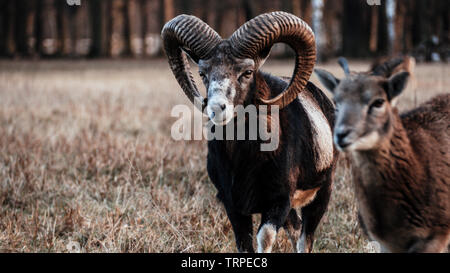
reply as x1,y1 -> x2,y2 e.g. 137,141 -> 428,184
229,11 -> 316,109
161,15 -> 222,111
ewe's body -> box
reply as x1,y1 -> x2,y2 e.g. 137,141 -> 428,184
162,12 -> 338,253
352,95 -> 450,252
316,58 -> 450,253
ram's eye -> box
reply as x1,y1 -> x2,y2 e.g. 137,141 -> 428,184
370,99 -> 385,109
240,70 -> 253,80
199,71 -> 206,79
244,70 -> 253,77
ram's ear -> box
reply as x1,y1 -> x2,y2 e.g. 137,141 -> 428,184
314,69 -> 340,93
384,72 -> 410,100
256,47 -> 272,69
181,47 -> 200,64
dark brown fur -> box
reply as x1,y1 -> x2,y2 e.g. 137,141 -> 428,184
370,55 -> 416,77
316,57 -> 449,253
351,94 -> 450,252
208,71 -> 338,253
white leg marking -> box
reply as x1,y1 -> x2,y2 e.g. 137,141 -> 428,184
257,223 -> 277,253
297,94 -> 334,171
297,231 -> 307,253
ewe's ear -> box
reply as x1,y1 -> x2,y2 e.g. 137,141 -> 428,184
385,72 -> 410,100
314,69 -> 340,93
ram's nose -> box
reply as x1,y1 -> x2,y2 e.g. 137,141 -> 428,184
206,96 -> 233,125
210,102 -> 227,113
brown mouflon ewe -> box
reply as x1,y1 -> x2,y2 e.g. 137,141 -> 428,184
162,12 -> 339,253
315,58 -> 450,253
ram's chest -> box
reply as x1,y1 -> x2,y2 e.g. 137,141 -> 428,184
297,93 -> 334,172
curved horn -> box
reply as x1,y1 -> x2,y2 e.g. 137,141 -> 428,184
161,15 -> 222,111
338,57 -> 350,75
229,11 -> 316,109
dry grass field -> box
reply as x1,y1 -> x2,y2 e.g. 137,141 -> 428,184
0,59 -> 448,253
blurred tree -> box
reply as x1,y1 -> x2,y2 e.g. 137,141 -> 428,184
41,0 -> 58,56
144,0 -> 162,56
128,0 -> 144,57
292,0 -> 312,26
110,0 -> 126,57
217,0 -> 246,38
74,0 -> 92,56
59,1 -> 73,56
0,0 -> 446,60
342,0 -> 372,57
164,0 -> 175,22
6,0 -> 16,56
322,0 -> 343,60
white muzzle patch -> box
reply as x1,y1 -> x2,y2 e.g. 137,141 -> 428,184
206,95 -> 234,125
207,79 -> 235,126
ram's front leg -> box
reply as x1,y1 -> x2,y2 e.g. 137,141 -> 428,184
257,198 -> 290,253
223,204 -> 254,253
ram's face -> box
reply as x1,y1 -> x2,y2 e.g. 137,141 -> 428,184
198,43 -> 256,126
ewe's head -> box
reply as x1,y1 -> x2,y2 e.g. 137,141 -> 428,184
315,58 -> 410,152
162,12 -> 316,125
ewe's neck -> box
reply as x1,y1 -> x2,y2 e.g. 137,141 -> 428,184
351,112 -> 423,186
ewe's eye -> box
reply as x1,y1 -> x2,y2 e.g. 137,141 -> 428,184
370,99 -> 385,109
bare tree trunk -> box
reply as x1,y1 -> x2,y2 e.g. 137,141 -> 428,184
100,0 -> 111,56
217,0 -> 246,38
404,0 -> 414,53
73,1 -> 92,56
292,0 -> 301,18
187,0 -> 207,21
110,0 -> 126,57
128,0 -> 143,57
393,0 -> 406,53
164,0 -> 175,22
369,6 -> 379,53
25,0 -> 37,56
247,0 -> 283,17
323,0 -> 343,60
299,0 -> 313,26
205,0 -> 218,32
144,0 -> 162,57
59,3 -> 73,56
385,0 -> 396,54
0,1 -> 6,56
41,0 -> 58,56
6,0 -> 16,56
343,0 -> 372,57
